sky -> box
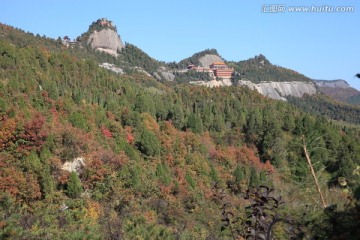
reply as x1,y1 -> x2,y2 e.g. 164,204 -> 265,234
2,0 -> 360,89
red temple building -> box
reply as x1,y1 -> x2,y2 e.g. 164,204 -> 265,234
187,61 -> 234,79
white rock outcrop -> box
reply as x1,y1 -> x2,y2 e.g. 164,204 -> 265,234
62,157 -> 85,174
313,79 -> 350,89
99,62 -> 124,74
87,29 -> 124,57
190,79 -> 233,87
238,81 -> 317,101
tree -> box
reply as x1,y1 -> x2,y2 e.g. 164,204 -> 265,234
187,114 -> 203,133
170,104 -> 184,130
233,165 -> 245,183
249,167 -> 260,187
302,135 -> 327,209
67,172 -> 82,198
136,129 -> 161,157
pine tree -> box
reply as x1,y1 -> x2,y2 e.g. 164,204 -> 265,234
67,172 -> 82,198
248,167 -> 260,187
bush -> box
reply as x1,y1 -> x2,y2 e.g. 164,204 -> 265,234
136,130 -> 161,157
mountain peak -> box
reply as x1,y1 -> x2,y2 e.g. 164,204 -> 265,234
254,54 -> 271,66
82,18 -> 125,57
88,18 -> 117,32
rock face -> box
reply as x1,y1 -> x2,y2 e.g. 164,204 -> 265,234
190,79 -> 232,87
156,66 -> 175,81
189,79 -> 317,101
313,79 -> 350,89
87,29 -> 124,56
198,54 -> 223,68
99,62 -> 124,74
61,157 -> 85,174
238,81 -> 317,101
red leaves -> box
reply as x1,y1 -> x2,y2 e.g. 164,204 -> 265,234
101,126 -> 112,138
0,157 -> 41,202
125,126 -> 135,144
0,113 -> 47,155
0,117 -> 17,149
17,113 -> 47,154
210,145 -> 275,173
263,160 -> 275,174
126,132 -> 134,144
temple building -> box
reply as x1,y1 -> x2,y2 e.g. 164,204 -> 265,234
187,61 -> 234,79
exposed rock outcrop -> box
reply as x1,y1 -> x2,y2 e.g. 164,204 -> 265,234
313,79 -> 350,89
238,81 -> 317,101
198,54 -> 223,68
190,79 -> 232,87
87,28 -> 124,57
158,66 -> 175,81
190,79 -> 316,100
62,157 -> 85,174
99,62 -> 124,74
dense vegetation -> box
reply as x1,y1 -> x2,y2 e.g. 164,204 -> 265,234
228,54 -> 312,84
349,94 -> 360,105
316,85 -> 360,105
288,94 -> 360,125
1,24 -> 360,239
119,43 -> 161,74
173,70 -> 212,83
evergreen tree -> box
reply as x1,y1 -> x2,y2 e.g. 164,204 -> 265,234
67,172 -> 82,198
233,165 -> 245,183
249,167 -> 260,187
187,114 -> 203,133
136,129 -> 161,157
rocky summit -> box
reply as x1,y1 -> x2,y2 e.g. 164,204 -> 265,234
86,18 -> 125,56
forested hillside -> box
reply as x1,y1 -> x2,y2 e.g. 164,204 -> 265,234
1,24 -> 360,239
228,54 -> 312,84
288,94 -> 360,125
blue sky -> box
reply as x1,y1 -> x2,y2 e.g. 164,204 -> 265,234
2,0 -> 360,89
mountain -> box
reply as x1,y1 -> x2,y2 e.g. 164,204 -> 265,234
1,20 -> 360,239
79,18 -> 124,56
313,79 -> 360,104
175,49 -> 222,69
173,52 -> 317,100
229,54 -> 312,83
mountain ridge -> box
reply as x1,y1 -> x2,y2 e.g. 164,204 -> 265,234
313,79 -> 360,104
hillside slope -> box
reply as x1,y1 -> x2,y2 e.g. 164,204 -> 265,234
1,23 -> 360,239
314,79 -> 360,104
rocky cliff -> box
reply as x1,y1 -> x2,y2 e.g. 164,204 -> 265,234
238,81 -> 317,101
313,79 -> 350,89
87,28 -> 124,56
189,79 -> 316,100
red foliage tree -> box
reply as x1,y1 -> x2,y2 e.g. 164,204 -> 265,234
125,126 -> 135,144
17,113 -> 47,154
101,126 -> 113,138
0,157 -> 41,202
0,117 -> 17,150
